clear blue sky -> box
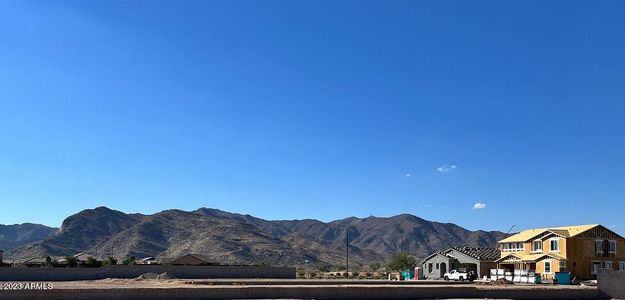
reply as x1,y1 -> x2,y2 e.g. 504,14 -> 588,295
1,0 -> 624,234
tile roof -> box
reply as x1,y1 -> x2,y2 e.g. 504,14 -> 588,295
499,224 -> 600,243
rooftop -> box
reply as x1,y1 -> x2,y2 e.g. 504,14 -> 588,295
450,246 -> 500,261
499,224 -> 600,243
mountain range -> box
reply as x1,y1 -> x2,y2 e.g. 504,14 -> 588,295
3,207 -> 506,266
0,223 -> 57,252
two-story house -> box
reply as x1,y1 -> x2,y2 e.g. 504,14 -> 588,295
496,224 -> 625,280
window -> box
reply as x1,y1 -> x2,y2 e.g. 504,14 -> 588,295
436,263 -> 439,270
550,239 -> 560,252
592,261 -> 602,275
592,261 -> 614,274
428,263 -> 433,273
609,240 -> 616,255
544,260 -> 552,274
596,240 -> 604,256
559,260 -> 567,272
619,261 -> 625,271
504,243 -> 524,252
533,240 -> 542,252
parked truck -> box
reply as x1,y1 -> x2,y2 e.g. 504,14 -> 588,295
443,270 -> 477,281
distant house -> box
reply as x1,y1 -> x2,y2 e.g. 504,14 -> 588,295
421,247 -> 500,279
0,249 -> 4,266
165,254 -> 218,266
138,257 -> 159,265
7,257 -> 47,268
496,224 -> 625,280
73,253 -> 102,262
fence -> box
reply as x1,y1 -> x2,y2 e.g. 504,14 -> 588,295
0,265 -> 295,281
597,269 -> 625,299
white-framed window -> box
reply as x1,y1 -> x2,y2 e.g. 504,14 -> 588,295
550,239 -> 560,252
591,261 -> 614,274
559,260 -> 567,272
596,240 -> 604,256
544,260 -> 552,274
609,240 -> 616,255
591,261 -> 602,275
619,261 -> 625,271
503,243 -> 524,252
533,240 -> 542,252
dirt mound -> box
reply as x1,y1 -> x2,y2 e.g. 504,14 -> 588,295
135,272 -> 160,280
158,272 -> 176,279
135,272 -> 177,280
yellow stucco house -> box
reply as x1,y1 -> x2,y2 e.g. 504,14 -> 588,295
496,224 -> 625,280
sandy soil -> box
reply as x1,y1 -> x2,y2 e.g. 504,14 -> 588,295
1,279 -> 599,291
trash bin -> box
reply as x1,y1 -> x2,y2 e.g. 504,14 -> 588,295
401,270 -> 414,280
555,272 -> 571,285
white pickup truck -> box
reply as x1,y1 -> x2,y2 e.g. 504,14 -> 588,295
443,270 -> 476,281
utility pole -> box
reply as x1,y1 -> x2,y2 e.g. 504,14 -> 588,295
346,227 -> 349,278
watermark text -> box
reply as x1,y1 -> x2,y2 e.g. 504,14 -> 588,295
1,282 -> 53,290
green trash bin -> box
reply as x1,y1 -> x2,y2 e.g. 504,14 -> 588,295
555,272 -> 571,285
401,270 -> 414,280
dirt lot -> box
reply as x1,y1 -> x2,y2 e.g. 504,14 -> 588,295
0,279 -> 601,300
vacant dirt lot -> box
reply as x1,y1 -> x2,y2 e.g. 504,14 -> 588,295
0,279 -> 601,300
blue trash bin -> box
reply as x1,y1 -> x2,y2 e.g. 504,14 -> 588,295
555,272 -> 571,285
401,270 -> 414,280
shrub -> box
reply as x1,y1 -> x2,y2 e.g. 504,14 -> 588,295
122,257 -> 136,265
253,260 -> 270,267
84,256 -> 101,267
43,256 -> 58,268
65,256 -> 78,268
386,253 -> 417,271
102,257 -> 118,266
369,262 -> 381,271
318,264 -> 331,272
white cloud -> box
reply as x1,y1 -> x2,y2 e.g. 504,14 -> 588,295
436,164 -> 458,173
405,173 -> 412,177
472,202 -> 486,209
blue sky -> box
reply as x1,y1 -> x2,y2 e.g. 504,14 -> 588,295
1,1 -> 624,233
